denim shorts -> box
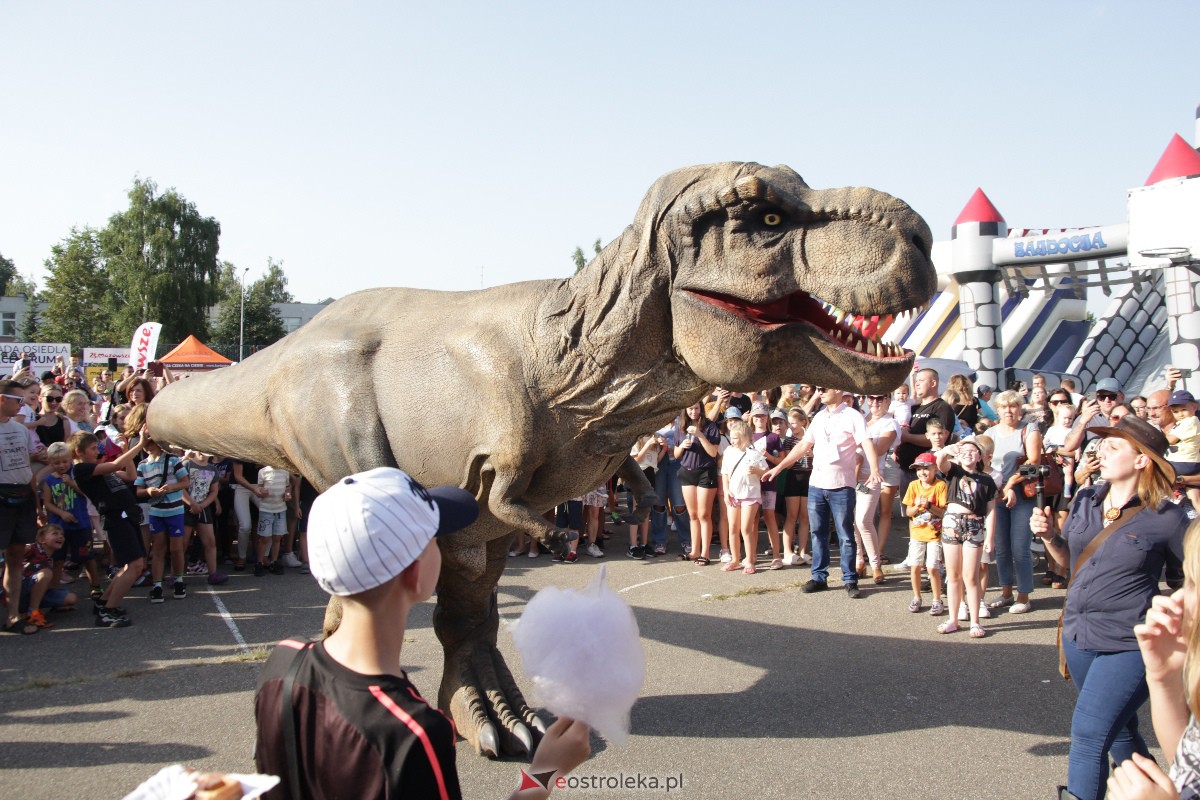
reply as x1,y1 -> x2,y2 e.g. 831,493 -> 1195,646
257,510 -> 288,537
941,513 -> 986,547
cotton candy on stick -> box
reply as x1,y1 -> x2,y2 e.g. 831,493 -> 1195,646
511,565 -> 644,745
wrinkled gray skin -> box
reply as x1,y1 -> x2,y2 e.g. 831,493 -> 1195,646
148,162 -> 936,758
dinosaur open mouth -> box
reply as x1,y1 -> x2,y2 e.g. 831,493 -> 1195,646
685,289 -> 926,359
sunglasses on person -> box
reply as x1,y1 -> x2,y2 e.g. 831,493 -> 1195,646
45,396 -> 63,404
1048,399 -> 1070,405
0,394 -> 25,402
1096,391 -> 1118,401
867,395 -> 887,402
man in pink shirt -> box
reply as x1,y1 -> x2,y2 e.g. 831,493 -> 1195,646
766,387 -> 881,598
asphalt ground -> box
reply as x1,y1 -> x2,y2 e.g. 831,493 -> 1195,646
0,513 -> 1163,799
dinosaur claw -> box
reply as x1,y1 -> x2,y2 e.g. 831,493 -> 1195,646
529,713 -> 548,736
510,721 -> 533,755
478,723 -> 499,759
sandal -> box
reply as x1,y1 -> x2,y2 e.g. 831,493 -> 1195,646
721,562 -> 741,572
768,558 -> 783,570
987,596 -> 1015,609
693,557 -> 710,566
873,568 -> 887,584
936,621 -> 960,635
2,619 -> 37,635
969,624 -> 987,638
26,610 -> 53,629
743,564 -> 757,575
676,554 -> 690,561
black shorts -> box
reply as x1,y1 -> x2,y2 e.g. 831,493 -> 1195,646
678,464 -> 718,489
185,507 -> 215,526
52,527 -> 94,562
105,516 -> 146,568
783,471 -> 810,498
0,501 -> 36,550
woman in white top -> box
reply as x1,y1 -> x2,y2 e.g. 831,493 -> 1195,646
855,395 -> 899,584
719,420 -> 768,575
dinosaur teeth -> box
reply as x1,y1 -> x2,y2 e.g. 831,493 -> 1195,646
855,339 -> 864,353
866,339 -> 877,356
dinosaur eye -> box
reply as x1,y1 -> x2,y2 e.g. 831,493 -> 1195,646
763,213 -> 783,226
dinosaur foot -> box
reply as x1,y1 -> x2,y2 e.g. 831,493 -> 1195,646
443,637 -> 547,758
538,527 -> 578,557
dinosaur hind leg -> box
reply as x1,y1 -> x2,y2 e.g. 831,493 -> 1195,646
434,535 -> 546,758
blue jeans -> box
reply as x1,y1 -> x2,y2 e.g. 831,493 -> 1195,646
994,495 -> 1035,595
1062,637 -> 1150,800
651,460 -> 689,550
808,486 -> 856,585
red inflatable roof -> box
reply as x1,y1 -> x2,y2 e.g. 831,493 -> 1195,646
1145,133 -> 1200,185
953,188 -> 1005,226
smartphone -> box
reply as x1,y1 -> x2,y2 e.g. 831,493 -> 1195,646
18,358 -> 29,370
148,361 -> 164,377
107,357 -> 118,372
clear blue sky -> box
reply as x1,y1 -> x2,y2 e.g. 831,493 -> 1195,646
2,2 -> 1196,303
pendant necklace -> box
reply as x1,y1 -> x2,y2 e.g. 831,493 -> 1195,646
1103,496 -> 1122,525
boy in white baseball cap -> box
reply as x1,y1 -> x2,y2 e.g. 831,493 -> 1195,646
254,467 -> 590,800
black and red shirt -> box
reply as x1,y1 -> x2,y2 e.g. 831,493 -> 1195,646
255,639 -> 462,800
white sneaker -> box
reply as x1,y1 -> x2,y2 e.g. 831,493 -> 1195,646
978,602 -> 992,619
586,543 -> 604,558
527,546 -> 539,559
279,552 -> 303,569
958,602 -> 970,621
798,553 -> 812,565
781,553 -> 797,566
719,549 -> 732,564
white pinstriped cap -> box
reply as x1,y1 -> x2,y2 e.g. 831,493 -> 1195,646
307,467 -> 479,596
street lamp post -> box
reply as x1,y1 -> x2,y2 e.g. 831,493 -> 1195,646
238,267 -> 250,362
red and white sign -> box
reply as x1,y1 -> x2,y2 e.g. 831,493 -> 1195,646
128,322 -> 163,371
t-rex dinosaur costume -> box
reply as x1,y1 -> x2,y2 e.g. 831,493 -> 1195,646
148,161 -> 936,758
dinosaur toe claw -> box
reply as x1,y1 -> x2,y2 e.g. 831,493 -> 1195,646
478,722 -> 499,759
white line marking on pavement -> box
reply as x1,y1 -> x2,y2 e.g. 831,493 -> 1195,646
209,591 -> 250,654
618,571 -> 700,594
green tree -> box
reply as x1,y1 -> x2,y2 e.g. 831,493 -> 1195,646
19,294 -> 39,340
8,272 -> 37,299
212,261 -> 289,357
39,227 -> 114,346
571,238 -> 603,273
0,251 -> 16,296
99,177 -> 221,342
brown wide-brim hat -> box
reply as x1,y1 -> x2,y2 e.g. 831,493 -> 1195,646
1088,414 -> 1176,484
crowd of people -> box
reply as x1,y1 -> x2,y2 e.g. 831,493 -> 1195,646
1,356 -> 315,633
518,369 -> 1200,640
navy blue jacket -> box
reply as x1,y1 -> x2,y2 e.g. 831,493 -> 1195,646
1062,485 -> 1188,652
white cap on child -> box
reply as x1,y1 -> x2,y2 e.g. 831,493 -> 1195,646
307,467 -> 479,596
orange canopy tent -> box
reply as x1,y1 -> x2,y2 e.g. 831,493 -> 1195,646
158,335 -> 233,371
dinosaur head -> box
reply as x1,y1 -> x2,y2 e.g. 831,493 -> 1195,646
644,162 -> 936,395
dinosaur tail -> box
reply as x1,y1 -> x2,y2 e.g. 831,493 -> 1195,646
147,345 -> 298,470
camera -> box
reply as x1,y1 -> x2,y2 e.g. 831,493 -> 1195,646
1018,464 -> 1052,480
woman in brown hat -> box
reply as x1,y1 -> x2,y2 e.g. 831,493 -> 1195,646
1031,415 -> 1190,800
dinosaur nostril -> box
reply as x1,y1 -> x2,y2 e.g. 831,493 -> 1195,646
912,234 -> 927,254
